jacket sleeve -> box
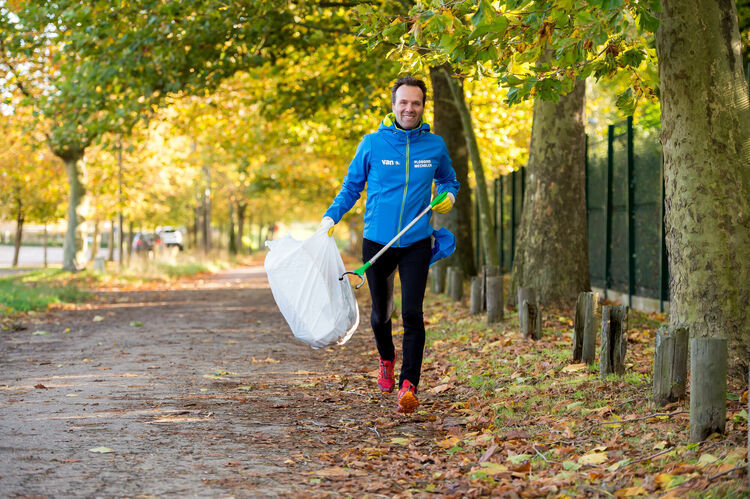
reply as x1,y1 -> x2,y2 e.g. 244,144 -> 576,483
434,138 -> 460,199
323,135 -> 371,223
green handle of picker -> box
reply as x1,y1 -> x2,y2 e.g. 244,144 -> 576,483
430,191 -> 448,208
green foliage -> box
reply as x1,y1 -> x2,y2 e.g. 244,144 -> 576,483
355,0 -> 660,112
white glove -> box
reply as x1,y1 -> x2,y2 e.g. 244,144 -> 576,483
319,217 -> 335,236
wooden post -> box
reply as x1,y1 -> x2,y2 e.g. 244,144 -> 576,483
517,287 -> 536,331
652,326 -> 688,407
483,265 -> 500,312
573,292 -> 598,364
600,305 -> 627,378
448,267 -> 463,302
431,263 -> 446,294
521,300 -> 541,340
486,276 -> 503,323
689,337 -> 727,442
470,276 -> 483,315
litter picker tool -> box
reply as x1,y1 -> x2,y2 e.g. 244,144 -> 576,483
340,192 -> 448,289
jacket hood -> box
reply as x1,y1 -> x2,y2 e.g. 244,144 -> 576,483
378,113 -> 431,135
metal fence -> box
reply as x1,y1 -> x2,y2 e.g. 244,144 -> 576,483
474,116 -> 669,310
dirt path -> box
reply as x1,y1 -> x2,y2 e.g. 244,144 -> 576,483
1,266 -> 457,498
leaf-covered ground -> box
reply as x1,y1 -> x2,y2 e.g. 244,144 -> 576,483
0,264 -> 746,497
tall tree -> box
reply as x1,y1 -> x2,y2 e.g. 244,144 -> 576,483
509,79 -> 590,305
656,0 -> 750,374
429,65 -> 476,276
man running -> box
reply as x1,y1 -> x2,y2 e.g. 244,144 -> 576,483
320,76 -> 460,413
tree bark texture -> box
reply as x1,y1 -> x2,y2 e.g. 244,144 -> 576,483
689,338 -> 728,442
63,157 -> 84,271
509,81 -> 590,307
440,67 -> 499,268
652,326 -> 689,407
429,65 -> 476,277
656,0 -> 750,377
470,276 -> 483,315
600,305 -> 628,378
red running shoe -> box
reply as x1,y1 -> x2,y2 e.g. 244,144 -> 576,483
397,380 -> 418,414
378,355 -> 396,393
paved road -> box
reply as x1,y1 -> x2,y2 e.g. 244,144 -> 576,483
0,245 -> 120,275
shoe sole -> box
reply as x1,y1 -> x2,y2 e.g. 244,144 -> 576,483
379,385 -> 395,393
397,391 -> 418,414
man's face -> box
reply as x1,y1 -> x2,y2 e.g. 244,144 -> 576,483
392,85 -> 424,130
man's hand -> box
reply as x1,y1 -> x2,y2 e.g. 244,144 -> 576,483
320,217 -> 335,236
433,193 -> 455,214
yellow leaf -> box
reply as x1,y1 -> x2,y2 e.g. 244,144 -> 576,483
92,315 -> 104,322
391,437 -> 411,446
562,363 -> 586,373
477,462 -> 508,474
437,436 -> 461,449
578,452 -> 608,466
615,486 -> 648,497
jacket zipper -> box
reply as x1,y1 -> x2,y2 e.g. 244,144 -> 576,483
396,134 -> 410,247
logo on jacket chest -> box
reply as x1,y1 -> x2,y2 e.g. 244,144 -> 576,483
381,159 -> 401,166
414,159 -> 433,168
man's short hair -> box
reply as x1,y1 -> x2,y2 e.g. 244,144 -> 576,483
391,76 -> 427,106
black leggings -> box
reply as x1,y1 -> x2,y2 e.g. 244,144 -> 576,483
363,237 -> 432,390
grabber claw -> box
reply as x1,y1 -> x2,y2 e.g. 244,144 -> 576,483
340,270 -> 366,289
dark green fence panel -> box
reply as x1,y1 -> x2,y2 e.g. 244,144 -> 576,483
587,133 -> 609,290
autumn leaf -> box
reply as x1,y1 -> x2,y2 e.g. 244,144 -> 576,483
578,452 -> 609,466
615,486 -> 648,496
92,315 -> 104,322
561,363 -> 586,373
475,462 -> 508,475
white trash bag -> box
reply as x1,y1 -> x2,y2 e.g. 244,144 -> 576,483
264,227 -> 359,349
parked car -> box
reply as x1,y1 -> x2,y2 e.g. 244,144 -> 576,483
156,226 -> 184,251
132,232 -> 161,253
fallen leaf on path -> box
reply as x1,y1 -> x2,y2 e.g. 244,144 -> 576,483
427,383 -> 452,394
391,437 -> 411,446
34,384 -> 47,389
697,453 -> 718,467
476,462 -> 508,474
561,363 -> 586,373
92,316 -> 104,322
89,447 -> 115,453
437,436 -> 461,449
578,452 -> 608,466
129,321 -> 143,327
615,486 -> 648,497
251,357 -> 280,363
32,331 -> 50,335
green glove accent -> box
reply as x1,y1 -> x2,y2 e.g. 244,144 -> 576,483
433,192 -> 454,214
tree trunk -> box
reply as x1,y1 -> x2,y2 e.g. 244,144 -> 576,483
429,64 -> 476,277
228,203 -> 237,254
509,80 -> 590,307
237,202 -> 247,254
107,219 -> 115,261
202,163 -> 211,253
62,156 -> 84,271
656,0 -> 750,377
88,220 -> 100,264
12,193 -> 23,268
43,224 -> 48,268
441,68 -> 498,269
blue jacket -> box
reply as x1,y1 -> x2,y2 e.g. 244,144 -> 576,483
324,114 -> 460,247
